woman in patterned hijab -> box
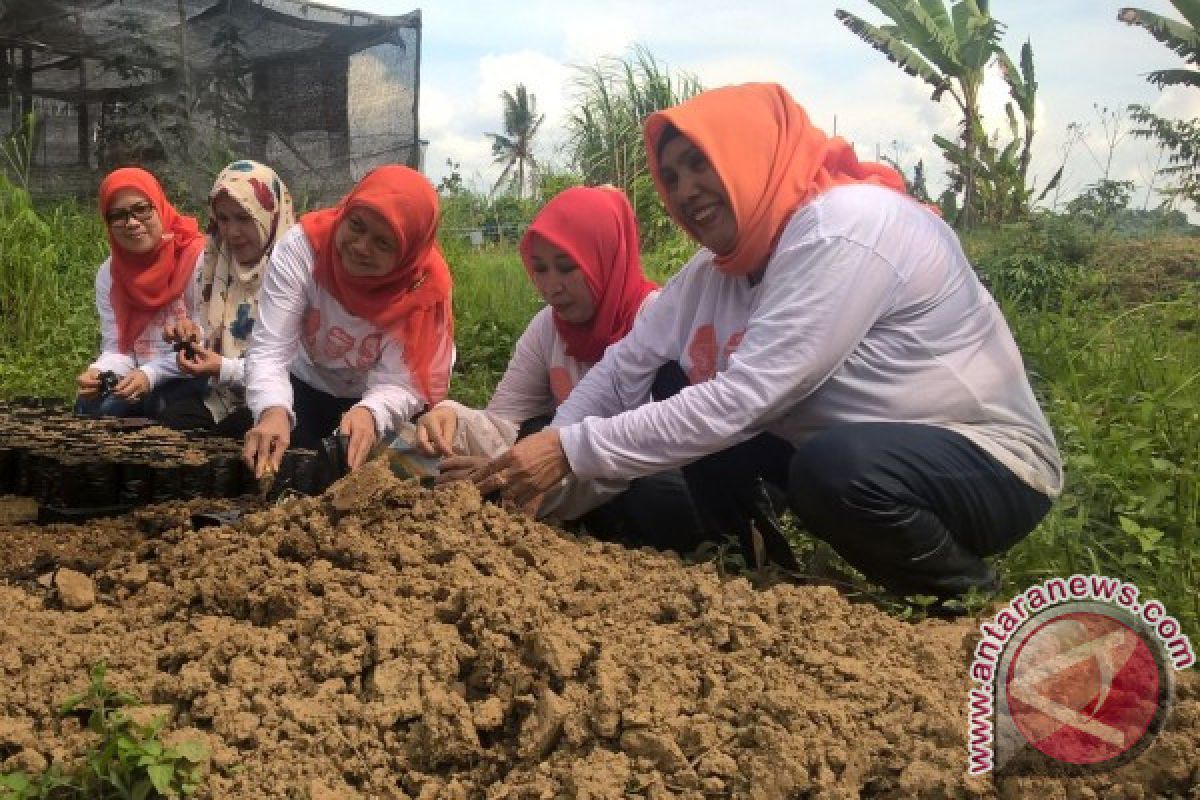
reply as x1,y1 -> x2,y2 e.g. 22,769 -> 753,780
160,159 -> 295,435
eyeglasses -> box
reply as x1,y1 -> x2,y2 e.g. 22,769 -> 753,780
105,202 -> 156,227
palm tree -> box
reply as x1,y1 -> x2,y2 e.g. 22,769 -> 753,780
486,84 -> 544,199
835,0 -> 1003,228
1118,1 -> 1200,89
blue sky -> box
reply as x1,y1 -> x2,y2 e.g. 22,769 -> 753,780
330,0 -> 1199,212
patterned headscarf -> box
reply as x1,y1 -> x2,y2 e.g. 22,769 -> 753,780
198,160 -> 295,357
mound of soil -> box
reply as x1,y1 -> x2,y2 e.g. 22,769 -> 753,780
0,461 -> 1195,798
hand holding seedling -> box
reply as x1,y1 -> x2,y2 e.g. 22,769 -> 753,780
76,367 -> 102,399
476,428 -> 567,515
436,455 -> 489,486
162,318 -> 204,347
176,341 -> 223,378
243,406 -> 290,478
112,369 -> 150,401
415,405 -> 458,457
340,406 -> 378,471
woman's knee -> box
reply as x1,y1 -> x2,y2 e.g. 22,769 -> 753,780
788,426 -> 881,514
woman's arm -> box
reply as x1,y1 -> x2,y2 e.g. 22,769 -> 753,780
244,228 -> 313,424
89,260 -> 136,376
560,236 -> 902,481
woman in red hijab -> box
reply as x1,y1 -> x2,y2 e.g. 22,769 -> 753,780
75,167 -> 207,418
242,165 -> 454,477
481,83 -> 1061,602
413,186 -> 704,552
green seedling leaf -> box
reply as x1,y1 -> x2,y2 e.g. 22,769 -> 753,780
132,779 -> 154,800
173,740 -> 208,763
147,764 -> 174,794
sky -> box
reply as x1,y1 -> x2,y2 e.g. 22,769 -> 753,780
327,0 -> 1200,213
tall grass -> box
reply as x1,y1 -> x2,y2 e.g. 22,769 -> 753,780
0,178 -> 106,398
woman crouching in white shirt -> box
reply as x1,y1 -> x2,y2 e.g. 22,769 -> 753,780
413,186 -> 705,553
242,166 -> 454,477
479,83 -> 1062,600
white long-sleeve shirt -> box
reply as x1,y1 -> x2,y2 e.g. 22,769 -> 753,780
88,255 -> 201,389
554,184 -> 1063,498
244,225 -> 455,436
439,294 -> 659,520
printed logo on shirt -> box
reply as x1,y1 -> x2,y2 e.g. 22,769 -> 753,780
548,366 -> 574,406
302,308 -> 321,350
355,332 -> 383,370
685,324 -> 746,384
324,326 -> 355,360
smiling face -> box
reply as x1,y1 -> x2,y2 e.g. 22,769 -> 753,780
212,192 -> 266,266
657,134 -> 737,256
334,206 -> 399,277
105,188 -> 163,255
526,234 -> 596,325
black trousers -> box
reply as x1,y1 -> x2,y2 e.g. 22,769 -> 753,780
156,387 -> 254,440
287,374 -> 361,450
653,362 -> 1052,597
519,415 -> 709,555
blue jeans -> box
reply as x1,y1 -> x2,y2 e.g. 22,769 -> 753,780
75,375 -> 208,420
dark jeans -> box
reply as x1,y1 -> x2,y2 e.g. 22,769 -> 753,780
74,375 -> 208,421
653,362 -> 1052,597
289,374 -> 360,450
519,414 -> 709,555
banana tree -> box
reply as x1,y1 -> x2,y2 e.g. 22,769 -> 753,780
996,40 -> 1036,194
1120,2 -> 1200,210
836,0 -> 1003,229
934,106 -> 1061,224
1118,1 -> 1200,89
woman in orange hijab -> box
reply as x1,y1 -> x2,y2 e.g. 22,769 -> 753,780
481,83 -> 1061,602
242,165 -> 454,477
75,167 -> 207,418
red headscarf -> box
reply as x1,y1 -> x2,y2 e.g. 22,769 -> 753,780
300,165 -> 453,405
644,82 -> 910,277
98,168 -> 205,352
520,186 -> 657,365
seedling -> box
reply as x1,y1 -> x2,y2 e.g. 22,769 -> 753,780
0,662 -> 206,799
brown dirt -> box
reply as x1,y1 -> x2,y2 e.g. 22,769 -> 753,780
0,460 -> 1196,799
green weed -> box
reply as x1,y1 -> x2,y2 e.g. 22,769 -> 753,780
0,663 -> 206,800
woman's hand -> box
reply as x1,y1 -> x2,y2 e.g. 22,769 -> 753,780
476,429 -> 570,514
162,318 -> 204,346
243,406 -> 291,479
76,368 -> 102,399
340,406 -> 378,472
435,455 -> 489,486
112,369 -> 150,402
177,342 -> 223,378
414,405 -> 458,457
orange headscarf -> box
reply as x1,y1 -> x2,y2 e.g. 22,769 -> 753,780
644,82 -> 910,277
98,168 -> 205,352
520,186 -> 657,364
299,165 -> 453,406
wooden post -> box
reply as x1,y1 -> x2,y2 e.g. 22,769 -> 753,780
76,14 -> 89,166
